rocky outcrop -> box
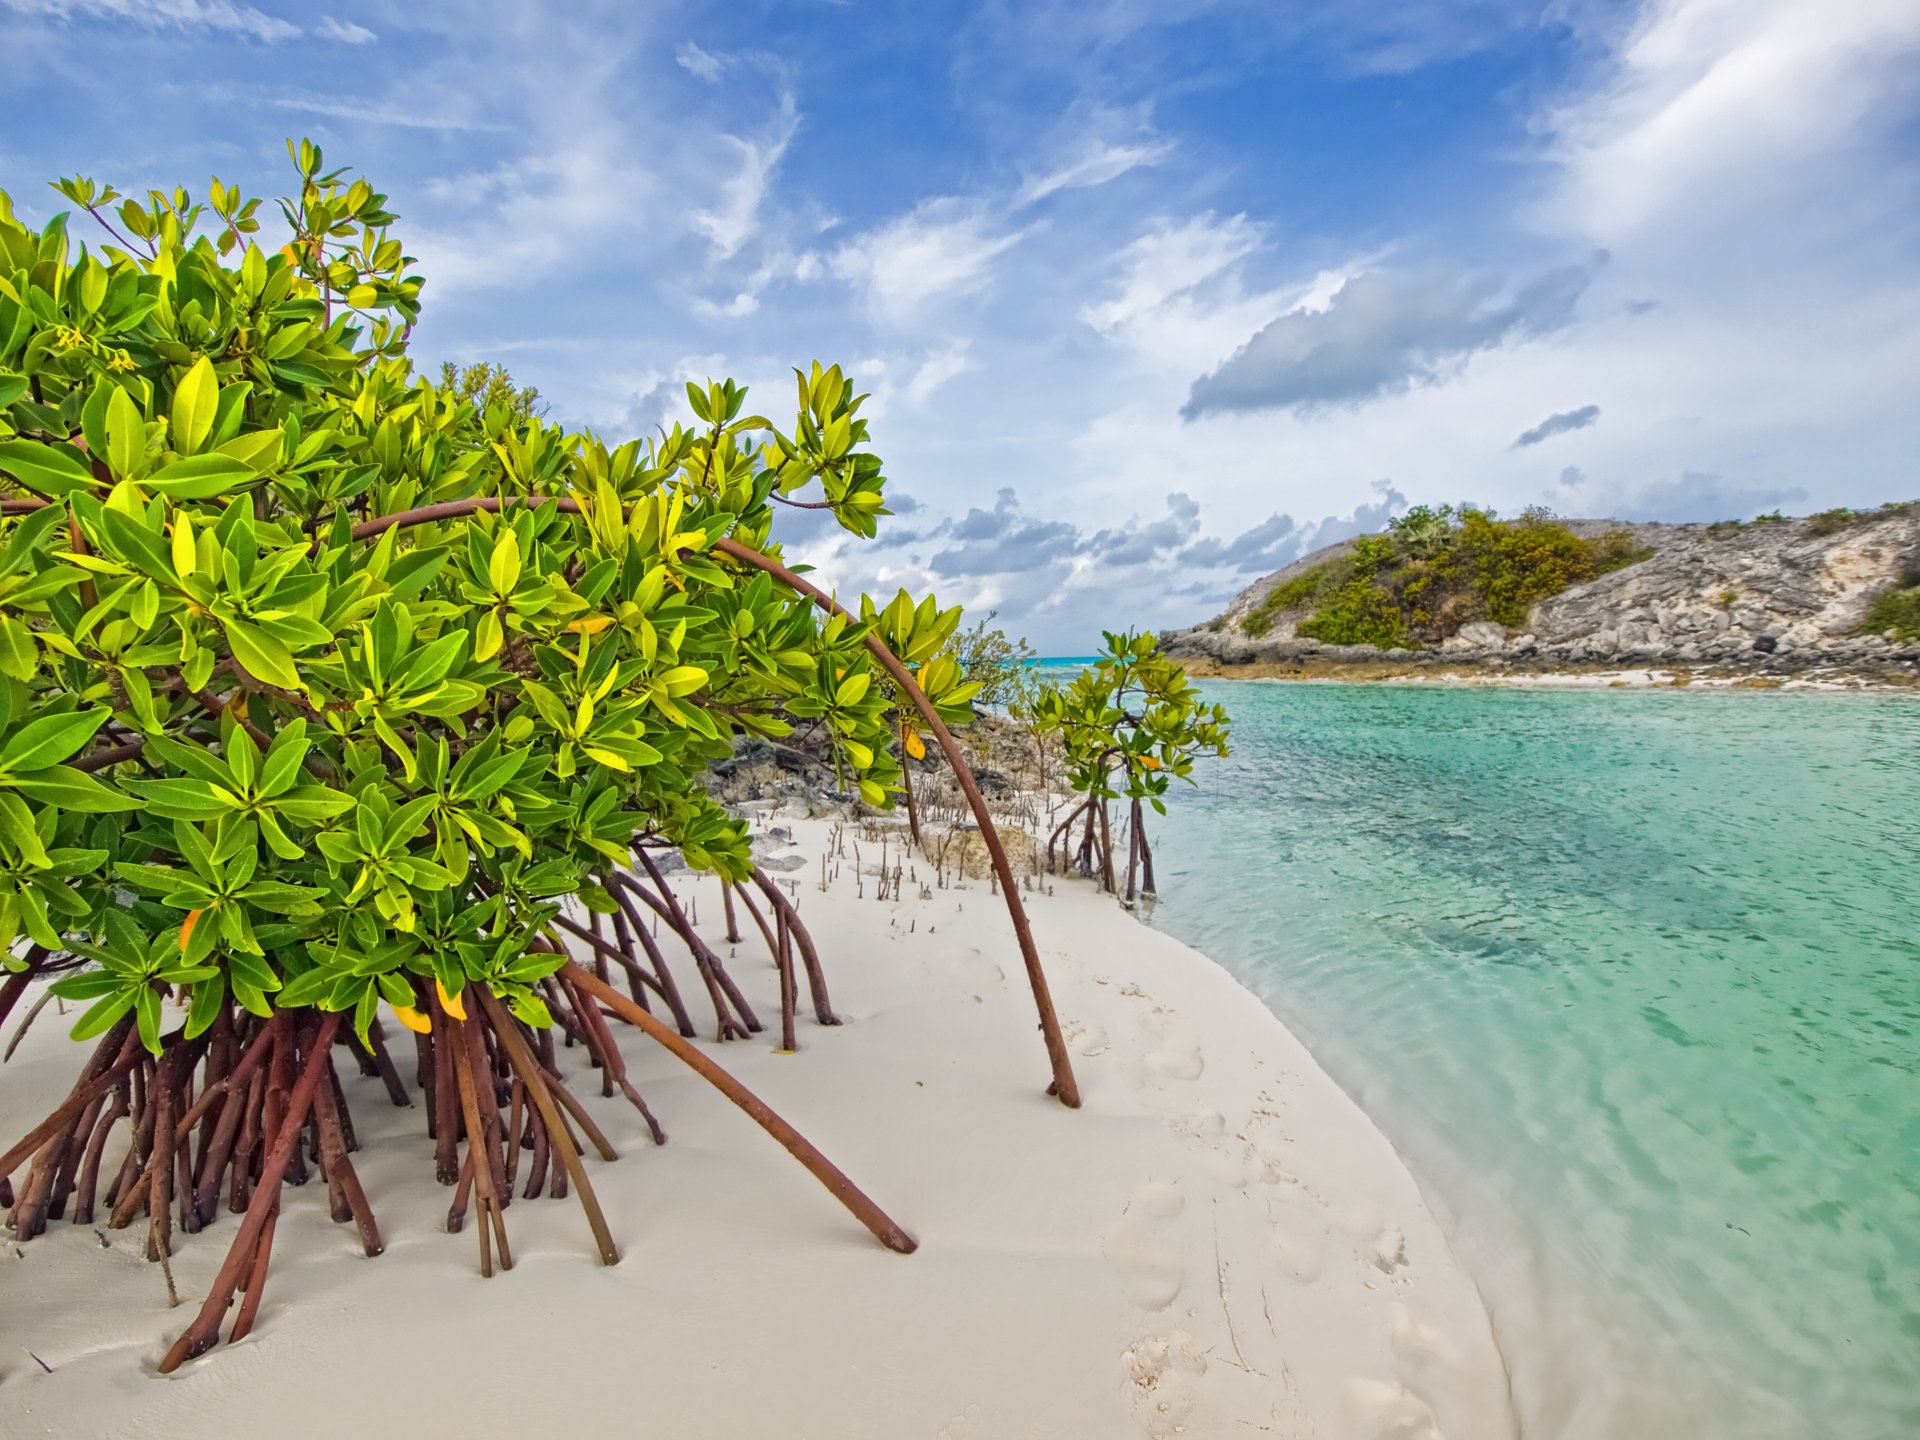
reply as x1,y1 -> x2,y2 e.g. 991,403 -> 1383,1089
1163,509 -> 1920,679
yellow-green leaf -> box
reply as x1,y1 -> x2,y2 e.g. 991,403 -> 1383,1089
488,530 -> 521,595
171,356 -> 218,456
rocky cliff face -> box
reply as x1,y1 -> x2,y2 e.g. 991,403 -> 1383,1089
1163,509 -> 1920,678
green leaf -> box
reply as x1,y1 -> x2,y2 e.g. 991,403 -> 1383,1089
135,984 -> 163,1054
0,708 -> 108,773
223,615 -> 301,689
257,718 -> 308,796
105,384 -> 144,479
69,988 -> 136,1043
0,372 -> 27,407
171,356 -> 218,456
11,764 -> 140,812
0,615 -> 34,682
271,784 -> 356,823
144,453 -> 255,499
0,439 -> 95,497
120,777 -> 230,820
185,974 -> 226,1038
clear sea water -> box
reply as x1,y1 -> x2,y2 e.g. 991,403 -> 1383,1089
1122,680 -> 1920,1439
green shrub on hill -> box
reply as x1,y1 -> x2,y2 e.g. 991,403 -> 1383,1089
1242,508 -> 1647,648
1859,568 -> 1920,641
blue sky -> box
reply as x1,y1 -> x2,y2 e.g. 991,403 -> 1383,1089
4,0 -> 1918,651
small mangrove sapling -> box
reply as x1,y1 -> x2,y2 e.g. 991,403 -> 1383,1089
1033,633 -> 1230,903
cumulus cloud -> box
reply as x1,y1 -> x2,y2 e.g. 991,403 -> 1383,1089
928,488 -> 1085,577
1513,403 -> 1601,448
1086,492 -> 1203,566
1183,263 -> 1598,419
791,480 -> 1416,652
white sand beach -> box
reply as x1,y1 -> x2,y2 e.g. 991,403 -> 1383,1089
0,810 -> 1514,1439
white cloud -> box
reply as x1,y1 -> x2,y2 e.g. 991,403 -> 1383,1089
1080,212 -> 1265,335
675,39 -> 725,82
316,14 -> 371,43
260,92 -> 505,131
830,199 -> 1027,322
902,343 -> 971,407
1017,137 -> 1175,205
689,91 -> 800,260
1545,0 -> 1920,256
1184,261 -> 1598,418
2,0 -> 297,40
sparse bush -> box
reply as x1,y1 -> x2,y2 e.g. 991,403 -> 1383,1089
948,612 -> 1037,709
1860,584 -> 1920,641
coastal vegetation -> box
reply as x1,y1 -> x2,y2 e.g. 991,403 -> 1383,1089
1034,633 -> 1229,904
0,143 -> 1084,1366
1244,505 -> 1648,646
1858,569 -> 1920,641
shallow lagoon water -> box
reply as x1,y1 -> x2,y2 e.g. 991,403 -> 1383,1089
1133,682 -> 1920,1439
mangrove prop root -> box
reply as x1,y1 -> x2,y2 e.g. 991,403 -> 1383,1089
612,868 -> 755,1041
160,1012 -> 342,1373
474,987 -> 619,1266
749,868 -> 839,1027
714,536 -> 1080,1107
562,961 -> 917,1255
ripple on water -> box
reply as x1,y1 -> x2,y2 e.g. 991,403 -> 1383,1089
1146,684 -> 1920,1440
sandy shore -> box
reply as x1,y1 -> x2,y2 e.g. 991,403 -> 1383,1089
1177,656 -> 1920,691
0,810 -> 1513,1439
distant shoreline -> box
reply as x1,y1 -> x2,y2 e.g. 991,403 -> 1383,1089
1173,655 -> 1920,692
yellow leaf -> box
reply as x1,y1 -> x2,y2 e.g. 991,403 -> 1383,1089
171,514 -> 195,578
1142,756 -> 1163,770
904,727 -> 926,761
436,977 -> 467,1021
178,909 -> 201,952
567,616 -> 612,635
392,1004 -> 431,1035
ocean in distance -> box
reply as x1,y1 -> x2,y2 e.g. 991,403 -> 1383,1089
1075,677 -> 1920,1438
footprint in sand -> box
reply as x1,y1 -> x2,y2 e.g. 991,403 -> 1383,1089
1064,1020 -> 1111,1057
1344,1378 -> 1445,1440
1390,1303 -> 1462,1415
937,1401 -> 982,1439
1146,1040 -> 1205,1082
1268,1194 -> 1332,1285
1121,1331 -> 1215,1438
1368,1226 -> 1409,1276
1103,1181 -> 1189,1310
1104,1221 -> 1185,1310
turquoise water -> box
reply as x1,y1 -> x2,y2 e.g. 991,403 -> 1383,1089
1136,682 -> 1920,1439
